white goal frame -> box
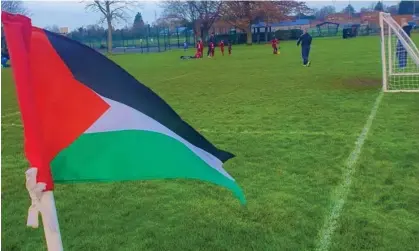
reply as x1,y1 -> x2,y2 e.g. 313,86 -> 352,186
380,12 -> 419,92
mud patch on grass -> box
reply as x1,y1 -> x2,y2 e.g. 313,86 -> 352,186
333,77 -> 381,90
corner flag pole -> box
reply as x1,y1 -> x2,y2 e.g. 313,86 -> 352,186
26,168 -> 63,251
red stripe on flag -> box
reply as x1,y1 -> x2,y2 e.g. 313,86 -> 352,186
1,12 -> 50,187
2,12 -> 110,190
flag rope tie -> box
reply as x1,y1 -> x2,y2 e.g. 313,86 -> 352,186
25,168 -> 57,231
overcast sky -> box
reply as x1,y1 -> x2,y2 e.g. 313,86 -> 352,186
24,0 -> 400,30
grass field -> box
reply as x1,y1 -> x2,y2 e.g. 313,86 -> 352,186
2,35 -> 419,251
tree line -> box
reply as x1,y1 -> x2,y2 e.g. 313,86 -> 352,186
159,1 -> 310,46
2,1 -> 419,55
314,1 -> 419,21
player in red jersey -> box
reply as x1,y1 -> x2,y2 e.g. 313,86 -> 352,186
210,42 -> 215,57
219,40 -> 225,56
195,50 -> 202,58
199,40 -> 204,58
196,40 -> 203,58
271,37 -> 279,54
180,44 -> 202,60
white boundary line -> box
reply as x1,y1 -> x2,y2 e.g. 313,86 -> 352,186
160,72 -> 195,82
315,91 -> 384,251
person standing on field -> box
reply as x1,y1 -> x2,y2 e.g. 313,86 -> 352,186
207,33 -> 216,57
219,40 -> 225,56
271,37 -> 279,54
199,39 -> 204,58
297,28 -> 312,67
196,39 -> 203,58
210,42 -> 215,57
396,18 -> 413,68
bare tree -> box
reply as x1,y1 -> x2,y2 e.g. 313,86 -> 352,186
192,1 -> 223,40
314,5 -> 336,21
221,1 -> 305,45
160,1 -> 197,25
1,0 -> 30,15
160,1 -> 222,41
84,1 -> 139,53
220,1 -> 254,45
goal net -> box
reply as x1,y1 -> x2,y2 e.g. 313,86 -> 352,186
380,12 -> 419,92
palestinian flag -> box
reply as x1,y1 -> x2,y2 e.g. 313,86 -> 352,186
2,12 -> 245,204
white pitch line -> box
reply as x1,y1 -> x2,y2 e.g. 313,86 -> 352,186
160,72 -> 195,82
315,91 -> 384,251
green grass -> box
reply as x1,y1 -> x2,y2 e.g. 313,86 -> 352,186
2,35 -> 419,251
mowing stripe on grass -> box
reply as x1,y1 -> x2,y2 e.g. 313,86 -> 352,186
0,124 -> 354,138
315,91 -> 384,251
1,123 -> 23,128
198,129 -> 352,137
1,111 -> 20,118
0,124 -> 358,138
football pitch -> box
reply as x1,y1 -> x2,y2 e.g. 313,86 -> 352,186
2,35 -> 419,251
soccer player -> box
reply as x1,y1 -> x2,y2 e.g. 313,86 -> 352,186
297,28 -> 312,66
396,18 -> 414,68
210,42 -> 215,57
219,40 -> 225,56
228,40 -> 232,55
207,33 -> 216,57
180,44 -> 202,60
271,37 -> 279,54
183,41 -> 188,51
197,39 -> 203,58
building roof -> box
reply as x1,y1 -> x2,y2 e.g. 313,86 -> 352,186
252,19 -> 310,28
275,19 -> 310,26
316,22 -> 340,27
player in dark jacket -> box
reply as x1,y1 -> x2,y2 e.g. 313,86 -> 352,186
297,29 -> 312,66
396,18 -> 414,68
1,46 -> 10,68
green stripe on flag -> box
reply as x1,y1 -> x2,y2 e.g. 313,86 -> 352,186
51,130 -> 246,204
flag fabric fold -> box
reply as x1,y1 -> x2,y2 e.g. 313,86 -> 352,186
2,11 -> 246,204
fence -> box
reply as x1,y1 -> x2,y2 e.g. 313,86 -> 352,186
69,25 -> 196,54
69,24 -> 418,54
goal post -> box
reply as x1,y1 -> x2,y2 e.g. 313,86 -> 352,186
380,12 -> 419,92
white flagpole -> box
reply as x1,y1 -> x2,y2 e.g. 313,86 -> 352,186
26,168 -> 63,251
